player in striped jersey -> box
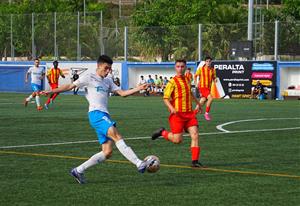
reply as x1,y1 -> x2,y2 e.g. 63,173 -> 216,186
194,56 -> 216,121
185,67 -> 193,84
151,59 -> 204,168
44,61 -> 65,109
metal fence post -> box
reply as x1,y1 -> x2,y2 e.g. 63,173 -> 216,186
274,20 -> 279,60
77,11 -> 80,61
100,11 -> 104,55
54,12 -> 58,60
198,24 -> 202,61
124,26 -> 128,61
32,13 -> 36,59
247,0 -> 253,41
10,14 -> 14,61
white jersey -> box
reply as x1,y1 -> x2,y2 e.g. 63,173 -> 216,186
27,66 -> 45,85
73,73 -> 120,113
139,79 -> 147,85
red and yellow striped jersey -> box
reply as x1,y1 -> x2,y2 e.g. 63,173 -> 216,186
185,72 -> 193,84
195,65 -> 216,89
163,75 -> 192,113
47,68 -> 64,84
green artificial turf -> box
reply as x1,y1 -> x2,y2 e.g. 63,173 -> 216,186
0,93 -> 299,206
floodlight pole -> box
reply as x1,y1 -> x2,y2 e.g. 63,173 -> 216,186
77,11 -> 81,61
83,0 -> 86,24
10,14 -> 14,61
32,13 -> 36,59
124,26 -> 128,61
100,10 -> 104,55
247,0 -> 253,41
198,24 -> 202,61
54,12 -> 58,60
274,20 -> 279,60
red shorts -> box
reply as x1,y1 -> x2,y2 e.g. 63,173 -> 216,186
199,87 -> 211,98
50,83 -> 58,90
169,112 -> 198,134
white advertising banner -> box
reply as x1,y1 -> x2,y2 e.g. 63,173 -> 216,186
45,61 -> 122,90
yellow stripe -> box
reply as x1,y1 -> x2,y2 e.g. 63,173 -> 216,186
1,150 -> 299,180
174,80 -> 179,111
178,78 -> 186,112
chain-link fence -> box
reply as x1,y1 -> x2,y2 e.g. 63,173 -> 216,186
0,12 -> 299,61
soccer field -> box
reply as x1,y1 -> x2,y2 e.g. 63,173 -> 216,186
0,93 -> 299,206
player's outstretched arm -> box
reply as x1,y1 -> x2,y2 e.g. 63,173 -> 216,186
43,83 -> 76,95
115,83 -> 148,97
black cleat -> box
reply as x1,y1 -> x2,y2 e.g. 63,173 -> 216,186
151,127 -> 165,140
191,160 -> 206,168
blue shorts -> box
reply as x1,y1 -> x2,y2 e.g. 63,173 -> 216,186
31,83 -> 42,92
88,110 -> 116,144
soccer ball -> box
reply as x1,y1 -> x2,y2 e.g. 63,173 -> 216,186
144,155 -> 160,173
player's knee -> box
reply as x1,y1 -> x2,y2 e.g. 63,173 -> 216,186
173,138 -> 183,144
103,150 -> 113,159
190,132 -> 199,140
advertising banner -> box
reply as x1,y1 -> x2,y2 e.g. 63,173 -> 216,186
45,62 -> 122,91
208,61 -> 277,99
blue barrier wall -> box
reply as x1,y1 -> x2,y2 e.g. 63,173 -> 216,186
0,62 -> 46,92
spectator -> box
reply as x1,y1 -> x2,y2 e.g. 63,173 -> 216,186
147,75 -> 155,93
251,80 -> 265,99
114,77 -> 120,87
71,70 -> 80,95
139,75 -> 148,96
153,75 -> 162,94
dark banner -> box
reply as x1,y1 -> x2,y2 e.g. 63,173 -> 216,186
211,61 -> 277,99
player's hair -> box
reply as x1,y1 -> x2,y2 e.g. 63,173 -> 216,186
187,67 -> 191,70
205,56 -> 212,61
175,59 -> 187,65
53,60 -> 58,64
34,58 -> 40,61
97,55 -> 113,65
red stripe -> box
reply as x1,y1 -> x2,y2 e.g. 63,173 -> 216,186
208,69 -> 212,88
202,66 -> 206,88
173,77 -> 183,112
182,77 -> 191,112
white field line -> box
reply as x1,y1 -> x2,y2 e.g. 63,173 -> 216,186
0,127 -> 300,149
216,117 -> 300,133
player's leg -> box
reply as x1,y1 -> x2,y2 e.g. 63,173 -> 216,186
204,94 -> 213,120
152,114 -> 184,144
75,140 -> 112,174
88,110 -> 151,173
24,84 -> 38,107
51,92 -> 59,101
31,84 -> 42,110
35,91 -> 42,110
187,126 -> 204,167
107,126 -> 148,172
71,141 -> 112,184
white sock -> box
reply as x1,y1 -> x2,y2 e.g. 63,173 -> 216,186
115,139 -> 142,167
35,96 -> 41,106
76,151 -> 106,173
26,95 -> 33,102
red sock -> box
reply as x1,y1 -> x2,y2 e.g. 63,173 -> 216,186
51,93 -> 59,101
46,95 -> 53,105
206,106 -> 211,113
191,147 -> 201,161
161,130 -> 170,141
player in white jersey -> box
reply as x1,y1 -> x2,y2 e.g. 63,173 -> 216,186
24,58 -> 45,110
42,55 -> 155,184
